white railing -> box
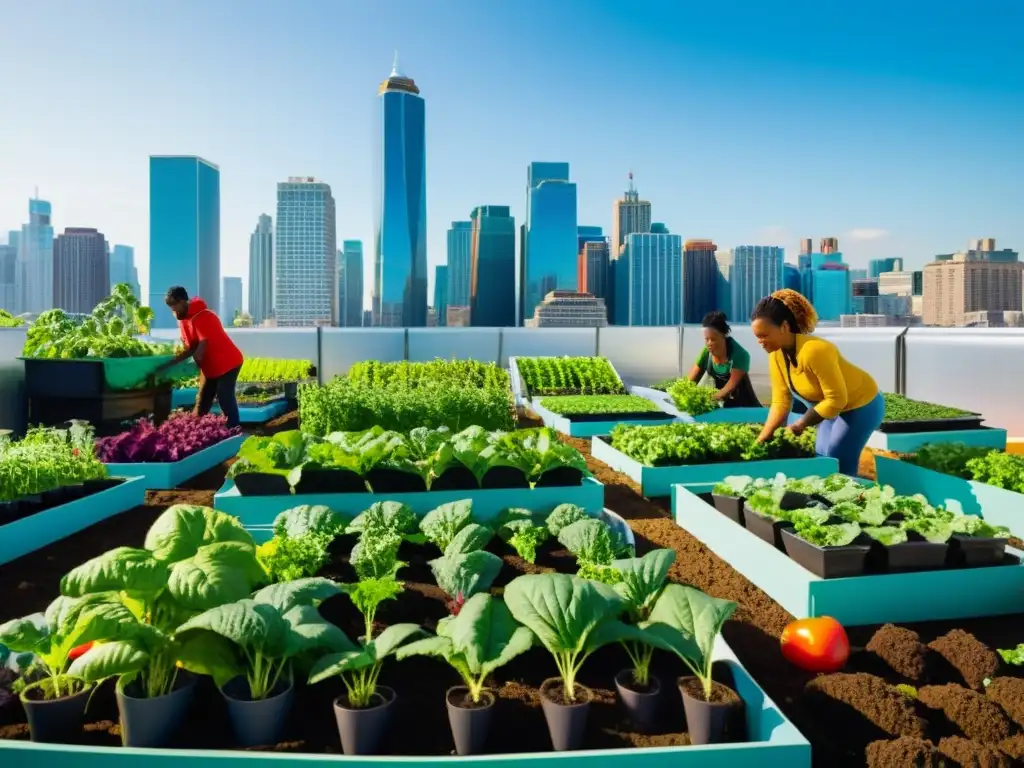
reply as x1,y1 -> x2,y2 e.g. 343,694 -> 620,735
3,325 -> 1022,436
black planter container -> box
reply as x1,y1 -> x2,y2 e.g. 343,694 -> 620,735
61,483 -> 89,503
869,537 -> 949,573
539,678 -> 591,752
480,467 -> 530,490
429,466 -> 479,492
116,671 -> 197,747
712,494 -> 745,526
743,506 -> 792,549
614,669 -> 661,734
0,500 -> 24,525
16,495 -> 45,518
534,467 -> 585,488
948,535 -> 1008,567
221,676 -> 295,747
293,468 -> 366,495
21,680 -> 92,743
233,473 -> 292,496
781,529 -> 872,578
83,477 -> 123,493
366,468 -> 427,494
333,685 -> 397,755
445,686 -> 494,755
678,676 -> 741,746
40,487 -> 70,508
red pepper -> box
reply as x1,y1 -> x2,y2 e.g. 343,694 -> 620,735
67,641 -> 94,661
780,617 -> 849,673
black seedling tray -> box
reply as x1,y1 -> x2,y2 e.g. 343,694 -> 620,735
781,529 -> 872,578
712,494 -> 745,526
743,506 -> 792,549
293,469 -> 366,495
868,539 -> 949,572
234,473 -> 291,496
560,411 -> 673,423
878,414 -> 984,434
947,535 -> 1009,567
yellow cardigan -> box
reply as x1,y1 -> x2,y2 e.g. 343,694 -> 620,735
768,335 -> 878,420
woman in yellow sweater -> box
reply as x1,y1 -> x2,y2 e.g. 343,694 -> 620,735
750,289 -> 885,475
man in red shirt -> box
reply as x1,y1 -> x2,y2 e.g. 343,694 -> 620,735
154,286 -> 245,427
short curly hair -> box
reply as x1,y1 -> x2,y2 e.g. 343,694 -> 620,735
750,289 -> 818,334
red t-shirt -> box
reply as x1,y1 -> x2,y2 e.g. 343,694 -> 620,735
178,298 -> 244,379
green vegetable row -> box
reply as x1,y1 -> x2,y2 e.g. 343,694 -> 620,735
0,424 -> 107,503
882,393 -> 974,423
667,379 -> 719,416
516,356 -> 624,397
347,359 -> 509,392
536,394 -> 662,417
906,443 -> 1024,495
179,358 -> 315,389
610,422 -> 817,467
0,309 -> 23,328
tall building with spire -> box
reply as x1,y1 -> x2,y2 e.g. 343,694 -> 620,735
611,173 -> 652,258
373,54 -> 427,327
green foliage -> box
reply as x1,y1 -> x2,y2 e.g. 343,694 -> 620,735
0,423 -> 107,502
882,393 -> 974,423
496,508 -> 549,564
998,644 -> 1024,666
0,309 -> 23,327
537,394 -> 662,416
668,379 -> 719,416
515,356 -> 624,397
649,378 -> 680,392
904,442 -> 994,480
347,359 -> 510,391
609,422 -> 816,467
257,533 -> 335,584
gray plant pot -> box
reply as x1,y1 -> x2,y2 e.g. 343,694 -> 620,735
332,685 -> 397,755
220,676 -> 294,747
614,669 -> 662,733
445,686 -> 495,755
21,679 -> 92,743
116,671 -> 197,748
678,675 -> 739,745
539,678 -> 591,752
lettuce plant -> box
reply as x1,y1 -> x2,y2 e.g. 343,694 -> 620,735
546,504 -> 588,537
496,507 -> 550,564
558,517 -> 634,582
428,528 -> 503,612
515,356 -> 624,397
419,500 -> 474,551
348,501 -> 418,539
503,573 -> 640,703
537,395 -> 662,417
792,520 -> 862,547
668,379 -> 718,417
396,594 -> 534,704
257,505 -> 352,584
611,549 -> 676,687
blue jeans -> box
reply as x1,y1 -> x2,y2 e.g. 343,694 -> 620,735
814,392 -> 885,476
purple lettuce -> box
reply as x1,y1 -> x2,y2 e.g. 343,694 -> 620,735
95,412 -> 240,464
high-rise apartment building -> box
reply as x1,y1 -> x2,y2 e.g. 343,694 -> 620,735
614,231 -> 682,326
520,162 -> 578,325
611,173 -> 652,258
577,240 -> 611,311
912,271 -> 924,296
869,258 -> 904,278
53,228 -> 109,314
109,245 -> 140,300
275,177 -> 336,327
729,245 -> 784,323
812,263 -> 852,321
447,221 -> 472,312
470,205 -> 516,327
17,198 -> 55,315
0,240 -> 16,312
374,57 -> 427,327
682,240 -> 718,324
714,249 -> 733,318
221,276 -> 243,323
339,240 -> 364,328
849,268 -> 868,281
526,291 -> 608,328
149,157 -> 219,328
433,265 -> 448,327
922,242 -> 1022,327
248,214 -> 273,325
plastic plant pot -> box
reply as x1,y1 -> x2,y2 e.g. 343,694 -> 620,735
429,466 -> 479,492
332,685 -> 397,756
445,686 -> 495,756
677,676 -> 742,746
20,679 -> 93,744
534,467 -> 585,488
614,669 -> 662,734
870,538 -> 949,573
233,473 -> 292,496
712,494 -> 745,526
293,468 -> 366,495
116,671 -> 197,748
538,678 -> 591,752
948,535 -> 1009,567
365,468 -> 428,494
742,505 -> 793,549
781,529 -> 872,578
480,467 -> 529,490
83,478 -> 123,493
220,676 -> 295,747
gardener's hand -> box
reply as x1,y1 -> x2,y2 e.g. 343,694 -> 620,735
788,422 -> 806,437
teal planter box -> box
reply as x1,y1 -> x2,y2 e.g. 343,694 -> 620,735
171,387 -> 197,408
509,356 -> 629,409
530,398 -> 680,438
0,477 -> 146,565
214,476 -> 607,527
672,483 -> 1024,625
867,427 -> 1008,453
0,635 -> 809,766
875,455 -> 1023,537
591,437 -> 838,497
172,388 -> 289,423
103,435 -> 245,489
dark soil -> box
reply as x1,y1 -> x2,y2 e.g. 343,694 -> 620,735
1,410 -> 1023,764
447,688 -> 495,710
679,677 -> 740,706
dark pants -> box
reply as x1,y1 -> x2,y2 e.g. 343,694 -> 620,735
195,365 -> 241,428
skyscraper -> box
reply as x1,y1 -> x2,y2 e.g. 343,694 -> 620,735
0,240 -> 16,312
611,173 -> 652,257
18,198 -> 55,315
53,228 -> 109,314
614,231 -> 682,326
783,263 -> 802,293
109,245 -> 140,299
799,238 -> 813,256
470,205 -> 516,327
339,240 -> 364,328
869,257 -> 904,278
149,156 -> 220,328
434,265 -> 448,327
275,177 -> 336,327
923,242 -> 1022,326
447,221 -> 472,313
520,162 -> 578,325
374,56 -> 427,327
820,237 -> 839,254
578,240 -> 611,308
248,214 -> 273,325
221,276 -> 243,323
682,240 -> 719,324
812,262 -> 853,321
730,246 -> 784,322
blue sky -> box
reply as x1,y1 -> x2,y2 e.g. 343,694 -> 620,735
1,0 -> 1022,309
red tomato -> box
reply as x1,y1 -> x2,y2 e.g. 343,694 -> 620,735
780,617 -> 849,673
67,641 -> 95,661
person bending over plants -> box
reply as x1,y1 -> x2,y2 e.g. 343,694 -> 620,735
750,289 -> 884,475
685,311 -> 760,408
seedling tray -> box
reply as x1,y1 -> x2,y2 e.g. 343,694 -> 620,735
867,425 -> 1007,453
672,483 -> 1024,625
103,434 -> 245,489
780,529 -> 871,578
0,637 -> 810,767
214,475 -> 607,527
711,493 -> 744,525
590,437 -> 838,497
509,356 -> 629,408
529,399 -> 680,438
0,476 -> 146,565
878,413 -> 984,433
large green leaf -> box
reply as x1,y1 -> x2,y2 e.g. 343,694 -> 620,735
558,519 -> 615,566
272,505 -> 349,539
0,616 -> 47,654
445,523 -> 494,555
643,584 -> 736,669
252,578 -> 341,613
144,505 -> 255,563
177,631 -> 243,687
177,600 -> 285,654
167,542 -> 263,612
371,623 -> 425,658
419,500 -> 473,551
612,548 -> 676,618
441,593 -> 534,677
60,547 -> 168,598
429,550 -> 503,601
394,634 -> 452,662
307,648 -> 374,684
282,605 -> 355,656
67,639 -> 150,682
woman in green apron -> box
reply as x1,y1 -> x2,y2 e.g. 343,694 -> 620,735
687,311 -> 761,408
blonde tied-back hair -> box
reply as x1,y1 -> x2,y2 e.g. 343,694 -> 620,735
770,289 -> 818,334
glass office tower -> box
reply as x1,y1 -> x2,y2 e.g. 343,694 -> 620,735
519,162 -> 578,325
470,205 -> 516,327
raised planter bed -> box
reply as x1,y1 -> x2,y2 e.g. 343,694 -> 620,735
591,436 -> 838,497
509,356 -> 628,409
0,476 -> 145,565
104,434 -> 245,489
671,483 -> 1024,625
171,388 -> 289,423
214,475 -> 607,527
866,394 -> 1006,453
529,398 -> 680,438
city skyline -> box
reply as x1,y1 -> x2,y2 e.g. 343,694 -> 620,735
1,0 -> 1022,310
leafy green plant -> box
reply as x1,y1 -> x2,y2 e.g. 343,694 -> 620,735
429,526 -> 503,611
0,309 -> 23,328
256,505 -> 351,583
545,503 -> 589,537
904,442 -> 994,480
557,518 -> 633,578
515,356 -> 624,397
964,451 -> 1024,494
862,526 -> 909,546
347,359 -> 510,392
882,393 -> 974,423
609,422 -> 816,468
791,520 -> 862,547
0,423 -> 108,501
496,507 -> 550,564
536,394 -> 662,417
611,549 -> 676,687
396,593 -> 534,704
238,358 -> 315,383
998,644 -> 1024,666
419,500 -> 474,551
668,379 -> 718,417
